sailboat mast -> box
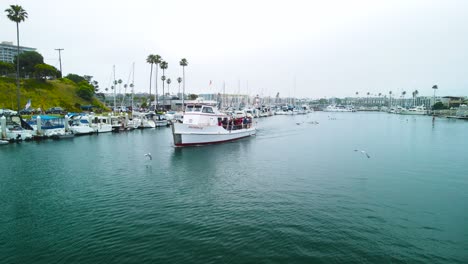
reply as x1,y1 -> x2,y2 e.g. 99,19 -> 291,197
113,65 -> 116,112
131,62 -> 135,112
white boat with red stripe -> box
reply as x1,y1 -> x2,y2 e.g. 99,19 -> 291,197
172,104 -> 256,147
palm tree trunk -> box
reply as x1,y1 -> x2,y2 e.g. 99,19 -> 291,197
162,70 -> 165,111
182,67 -> 185,109
149,64 -> 153,107
155,65 -> 159,110
16,22 -> 20,111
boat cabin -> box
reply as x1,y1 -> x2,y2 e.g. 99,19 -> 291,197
183,104 -> 223,126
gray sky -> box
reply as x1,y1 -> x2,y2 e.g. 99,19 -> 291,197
2,0 -> 468,98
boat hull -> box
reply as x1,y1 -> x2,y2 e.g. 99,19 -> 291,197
172,123 -> 256,146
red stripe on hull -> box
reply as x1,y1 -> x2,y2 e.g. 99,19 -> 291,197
174,134 -> 253,147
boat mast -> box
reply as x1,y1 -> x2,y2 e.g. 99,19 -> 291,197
131,62 -> 135,112
113,65 -> 116,113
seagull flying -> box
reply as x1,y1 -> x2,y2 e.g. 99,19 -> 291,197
144,153 -> 152,160
354,149 -> 370,158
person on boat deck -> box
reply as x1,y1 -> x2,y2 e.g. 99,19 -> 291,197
243,117 -> 248,128
222,118 -> 228,128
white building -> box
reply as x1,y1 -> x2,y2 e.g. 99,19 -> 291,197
0,41 -> 36,63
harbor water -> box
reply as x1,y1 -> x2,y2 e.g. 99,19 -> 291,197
1,112 -> 467,263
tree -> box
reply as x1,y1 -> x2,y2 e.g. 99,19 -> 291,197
433,102 -> 446,110
166,78 -> 171,95
65,73 -> 86,83
153,55 -> 162,109
167,78 -> 172,109
13,51 -> 43,77
177,77 -> 182,96
188,93 -> 198,100
179,58 -> 188,106
76,81 -> 95,101
5,4 -> 28,111
0,61 -> 14,75
432,85 -> 438,110
160,61 -> 168,110
146,54 -> 156,106
412,89 -> 419,106
402,91 -> 406,107
34,63 -> 58,80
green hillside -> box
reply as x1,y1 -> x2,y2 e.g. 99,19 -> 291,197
0,77 -> 107,112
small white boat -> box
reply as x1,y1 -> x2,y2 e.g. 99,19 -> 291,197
133,112 -> 156,128
68,114 -> 95,135
0,140 -> 9,145
153,114 -> 168,127
172,104 -> 256,147
90,115 -> 113,133
0,114 -> 34,141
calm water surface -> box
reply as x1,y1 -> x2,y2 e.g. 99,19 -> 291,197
1,112 -> 467,263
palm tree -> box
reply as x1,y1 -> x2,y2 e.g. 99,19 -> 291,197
153,55 -> 162,110
366,92 -> 370,106
159,61 -> 168,110
5,5 -> 28,111
378,93 -> 382,106
167,78 -> 172,109
401,91 -> 407,107
389,91 -> 393,107
179,58 -> 188,107
177,77 -> 182,96
146,54 -> 156,106
414,90 -> 419,106
432,85 -> 438,110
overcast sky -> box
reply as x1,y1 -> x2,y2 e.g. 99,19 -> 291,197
2,0 -> 467,98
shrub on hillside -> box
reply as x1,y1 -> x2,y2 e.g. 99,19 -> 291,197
76,81 -> 94,101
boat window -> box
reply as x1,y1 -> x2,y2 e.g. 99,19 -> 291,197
202,107 -> 213,113
194,105 -> 202,112
186,106 -> 194,112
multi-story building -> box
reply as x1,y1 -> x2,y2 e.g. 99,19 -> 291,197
0,41 -> 36,63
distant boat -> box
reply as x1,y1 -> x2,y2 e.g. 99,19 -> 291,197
172,103 -> 256,146
323,105 -> 354,112
400,105 -> 428,115
455,104 -> 468,119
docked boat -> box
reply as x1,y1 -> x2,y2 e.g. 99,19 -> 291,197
454,104 -> 468,119
133,112 -> 157,128
172,104 -> 256,147
68,114 -> 95,135
323,105 -> 354,112
90,115 -> 113,133
28,115 -> 68,138
0,114 -> 34,141
400,105 -> 428,115
153,114 -> 168,127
